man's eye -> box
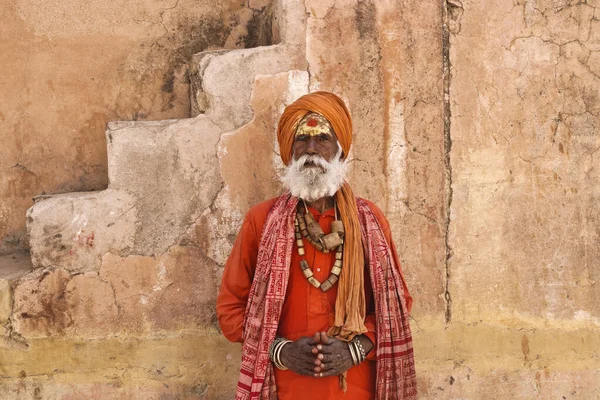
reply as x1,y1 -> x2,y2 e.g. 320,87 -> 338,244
295,135 -> 308,142
319,134 -> 330,141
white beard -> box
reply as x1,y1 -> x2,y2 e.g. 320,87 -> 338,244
281,147 -> 347,201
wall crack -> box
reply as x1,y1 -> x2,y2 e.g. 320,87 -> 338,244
442,0 -> 454,324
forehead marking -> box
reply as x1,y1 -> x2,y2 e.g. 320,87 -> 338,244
295,113 -> 332,137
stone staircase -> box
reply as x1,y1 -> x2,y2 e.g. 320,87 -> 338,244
2,0 -> 309,343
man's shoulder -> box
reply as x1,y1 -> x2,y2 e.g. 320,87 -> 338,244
357,197 -> 385,216
244,197 -> 281,226
357,197 -> 390,230
247,197 -> 280,215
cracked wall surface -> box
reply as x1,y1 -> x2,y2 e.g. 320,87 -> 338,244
1,0 -> 599,398
441,0 -> 600,398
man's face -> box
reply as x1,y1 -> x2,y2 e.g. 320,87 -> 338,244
291,114 -> 341,168
282,113 -> 347,201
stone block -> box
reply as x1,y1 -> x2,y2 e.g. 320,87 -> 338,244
27,190 -> 136,271
98,246 -> 219,334
106,117 -> 224,256
0,253 -> 32,324
11,244 -> 219,339
65,272 -> 119,336
182,70 -> 309,267
189,1 -> 307,129
11,268 -> 72,338
190,45 -> 306,130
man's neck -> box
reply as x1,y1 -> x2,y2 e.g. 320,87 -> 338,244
304,196 -> 334,214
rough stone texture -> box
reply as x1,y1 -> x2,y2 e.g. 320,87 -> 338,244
0,0 -> 275,255
0,254 -> 32,333
27,190 -> 136,271
305,0 -> 447,317
449,0 -> 600,323
184,70 -> 310,272
1,0 -> 600,398
189,0 -> 307,129
0,333 -> 240,400
107,117 -> 224,255
11,246 -> 218,339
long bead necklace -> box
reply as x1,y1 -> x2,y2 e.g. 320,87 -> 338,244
294,200 -> 344,292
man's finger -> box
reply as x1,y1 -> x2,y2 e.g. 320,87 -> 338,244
319,331 -> 331,345
316,343 -> 339,354
309,332 -> 321,345
317,346 -> 334,354
319,367 -> 344,378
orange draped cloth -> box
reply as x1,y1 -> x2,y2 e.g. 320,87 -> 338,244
217,198 -> 412,400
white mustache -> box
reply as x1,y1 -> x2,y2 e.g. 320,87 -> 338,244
296,154 -> 330,170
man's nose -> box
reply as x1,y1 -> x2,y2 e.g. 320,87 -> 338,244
305,137 -> 318,154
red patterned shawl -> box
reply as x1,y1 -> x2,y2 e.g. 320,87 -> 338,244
235,194 -> 416,399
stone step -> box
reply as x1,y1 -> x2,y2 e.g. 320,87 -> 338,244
189,0 -> 306,129
0,252 -> 32,331
104,116 -> 224,256
189,44 -> 306,130
27,189 -> 136,271
25,0 -> 307,273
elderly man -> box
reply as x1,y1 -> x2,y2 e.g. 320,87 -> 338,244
217,92 -> 416,400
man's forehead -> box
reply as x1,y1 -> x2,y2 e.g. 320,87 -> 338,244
295,112 -> 333,137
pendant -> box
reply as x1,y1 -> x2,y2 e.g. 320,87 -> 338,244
304,212 -> 325,241
321,232 -> 343,249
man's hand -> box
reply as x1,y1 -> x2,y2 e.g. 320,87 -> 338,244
279,333 -> 323,376
311,332 -> 355,377
279,332 -> 375,378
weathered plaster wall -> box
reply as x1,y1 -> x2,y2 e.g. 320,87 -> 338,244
0,0 -> 272,254
433,0 -> 600,398
1,0 -> 599,399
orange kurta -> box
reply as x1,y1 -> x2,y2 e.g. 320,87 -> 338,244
217,198 -> 412,400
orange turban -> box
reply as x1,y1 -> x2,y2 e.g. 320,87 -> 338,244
277,91 -> 353,165
277,92 -> 367,351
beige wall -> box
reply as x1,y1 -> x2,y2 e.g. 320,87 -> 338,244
1,0 -> 599,399
0,0 -> 269,254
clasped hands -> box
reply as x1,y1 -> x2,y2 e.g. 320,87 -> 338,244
279,331 -> 372,378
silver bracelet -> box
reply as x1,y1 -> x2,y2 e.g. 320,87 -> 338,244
352,336 -> 367,362
347,341 -> 359,365
276,340 -> 290,370
269,337 -> 291,370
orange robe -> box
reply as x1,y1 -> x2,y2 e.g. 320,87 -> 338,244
217,198 -> 412,400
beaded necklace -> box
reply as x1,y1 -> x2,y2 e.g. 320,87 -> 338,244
294,200 -> 344,292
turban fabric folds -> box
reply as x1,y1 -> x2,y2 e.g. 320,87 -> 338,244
277,91 -> 367,342
277,91 -> 353,164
